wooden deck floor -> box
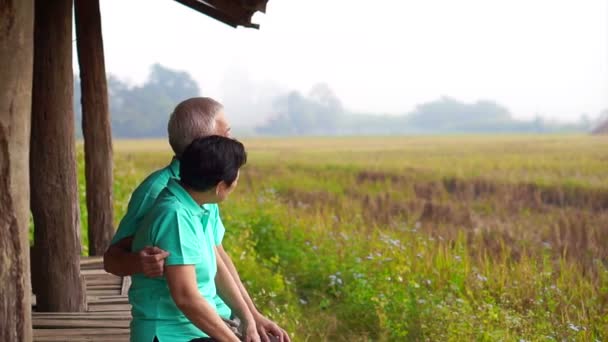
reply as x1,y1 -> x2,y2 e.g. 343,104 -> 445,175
33,257 -> 131,341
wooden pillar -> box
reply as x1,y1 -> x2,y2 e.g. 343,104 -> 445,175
30,0 -> 86,312
75,0 -> 114,256
0,1 -> 35,340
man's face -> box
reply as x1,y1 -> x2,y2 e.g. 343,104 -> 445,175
213,110 -> 231,137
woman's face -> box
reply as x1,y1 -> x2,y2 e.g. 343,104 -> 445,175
216,171 -> 240,202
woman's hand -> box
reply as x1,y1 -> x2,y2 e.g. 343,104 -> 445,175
254,314 -> 290,342
242,318 -> 261,342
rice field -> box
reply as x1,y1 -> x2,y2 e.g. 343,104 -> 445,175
79,135 -> 608,341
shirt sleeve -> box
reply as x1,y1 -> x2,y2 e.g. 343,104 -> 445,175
152,209 -> 204,266
110,194 -> 147,245
213,206 -> 226,246
111,180 -> 165,245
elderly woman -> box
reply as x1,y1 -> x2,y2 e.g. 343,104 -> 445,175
129,135 -> 259,342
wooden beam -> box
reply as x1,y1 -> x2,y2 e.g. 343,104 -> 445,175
31,0 -> 86,312
175,0 -> 238,27
0,0 -> 34,340
174,0 -> 259,29
205,0 -> 257,25
238,0 -> 268,13
75,0 -> 114,256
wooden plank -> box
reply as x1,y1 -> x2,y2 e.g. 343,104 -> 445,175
86,283 -> 121,288
87,291 -> 121,296
87,296 -> 129,305
33,314 -> 130,320
83,271 -> 120,279
87,304 -> 131,312
33,310 -> 130,316
35,328 -> 128,336
121,276 -> 131,296
31,260 -> 135,341
34,310 -> 130,316
34,328 -> 129,342
86,281 -> 121,287
81,268 -> 110,275
87,287 -> 122,292
33,319 -> 129,329
80,256 -> 104,265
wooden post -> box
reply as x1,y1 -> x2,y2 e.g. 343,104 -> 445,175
30,0 -> 86,312
75,0 -> 114,256
0,0 -> 34,340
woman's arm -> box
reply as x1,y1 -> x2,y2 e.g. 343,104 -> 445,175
165,264 -> 240,342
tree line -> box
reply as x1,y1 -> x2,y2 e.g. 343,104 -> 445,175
74,64 -> 600,137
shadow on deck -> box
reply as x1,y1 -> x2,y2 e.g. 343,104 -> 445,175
33,257 -> 131,341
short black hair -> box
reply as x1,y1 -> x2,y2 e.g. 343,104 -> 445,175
180,135 -> 247,192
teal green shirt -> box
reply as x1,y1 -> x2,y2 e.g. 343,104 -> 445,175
130,179 -> 229,342
112,159 -> 230,317
112,159 -> 225,246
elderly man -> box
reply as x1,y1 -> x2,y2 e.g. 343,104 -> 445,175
104,97 -> 290,342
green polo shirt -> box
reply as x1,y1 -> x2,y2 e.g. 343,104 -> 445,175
130,179 -> 228,342
111,159 -> 225,246
111,159 -> 231,318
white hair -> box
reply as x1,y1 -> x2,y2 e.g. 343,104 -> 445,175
167,97 -> 223,157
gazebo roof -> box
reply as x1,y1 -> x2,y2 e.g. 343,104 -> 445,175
175,0 -> 268,28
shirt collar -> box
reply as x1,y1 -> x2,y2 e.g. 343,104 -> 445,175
169,157 -> 180,178
166,178 -> 205,216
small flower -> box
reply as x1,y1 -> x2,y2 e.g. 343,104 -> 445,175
476,274 -> 488,282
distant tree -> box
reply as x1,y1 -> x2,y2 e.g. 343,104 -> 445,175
308,83 -> 343,131
579,113 -> 592,131
406,96 -> 514,132
592,109 -> 608,135
257,84 -> 345,135
74,64 -> 200,138
532,115 -> 544,133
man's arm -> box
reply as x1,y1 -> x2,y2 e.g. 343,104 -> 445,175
166,264 -> 242,342
217,245 -> 291,342
215,248 -> 260,342
103,236 -> 168,277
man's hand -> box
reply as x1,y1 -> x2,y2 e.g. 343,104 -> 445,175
138,246 -> 169,277
242,319 -> 262,342
255,314 -> 290,342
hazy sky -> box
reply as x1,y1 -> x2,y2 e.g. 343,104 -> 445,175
87,0 -> 608,122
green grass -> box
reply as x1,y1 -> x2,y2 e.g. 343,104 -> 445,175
70,135 -> 607,341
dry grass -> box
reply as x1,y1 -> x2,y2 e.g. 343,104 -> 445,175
107,135 -> 608,340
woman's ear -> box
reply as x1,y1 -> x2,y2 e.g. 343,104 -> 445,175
215,181 -> 230,201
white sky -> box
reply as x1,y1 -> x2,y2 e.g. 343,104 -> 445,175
84,0 -> 608,122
